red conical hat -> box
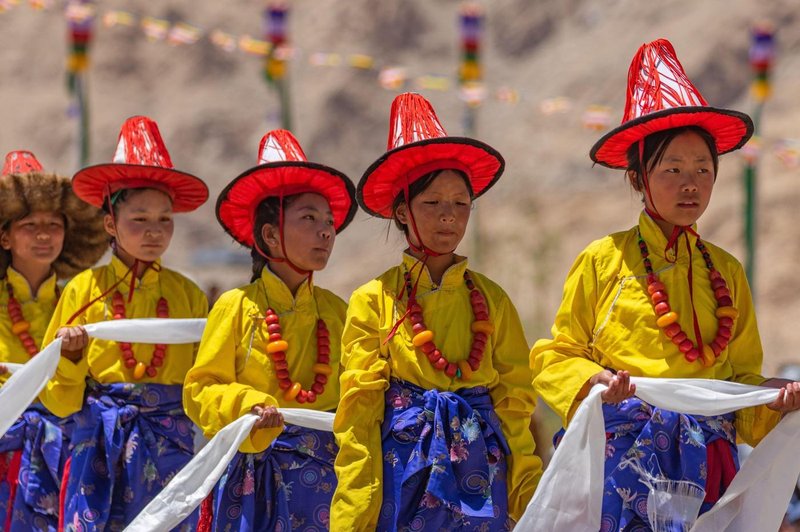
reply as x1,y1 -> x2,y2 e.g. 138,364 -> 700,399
72,115 -> 208,212
2,151 -> 44,175
591,39 -> 753,169
216,129 -> 356,247
358,92 -> 504,218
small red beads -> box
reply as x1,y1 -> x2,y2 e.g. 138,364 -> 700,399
404,270 -> 491,379
6,285 -> 39,356
112,291 -> 169,380
265,308 -> 331,403
638,233 -> 738,366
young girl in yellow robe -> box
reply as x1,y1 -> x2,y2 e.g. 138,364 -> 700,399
331,93 -> 542,531
39,116 -> 209,531
183,129 -> 356,531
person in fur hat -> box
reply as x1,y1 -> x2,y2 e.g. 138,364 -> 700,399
0,150 -> 106,531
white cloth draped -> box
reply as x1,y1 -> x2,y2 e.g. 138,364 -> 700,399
517,377 -> 800,531
0,318 -> 206,439
124,408 -> 335,531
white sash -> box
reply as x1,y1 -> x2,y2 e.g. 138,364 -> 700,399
517,377 -> 800,531
0,318 -> 206,439
124,408 -> 335,531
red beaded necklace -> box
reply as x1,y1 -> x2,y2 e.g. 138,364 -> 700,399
111,290 -> 169,380
637,231 -> 739,366
403,268 -> 492,380
265,307 -> 332,404
6,284 -> 40,356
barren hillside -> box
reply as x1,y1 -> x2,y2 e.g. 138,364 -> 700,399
1,0 -> 799,373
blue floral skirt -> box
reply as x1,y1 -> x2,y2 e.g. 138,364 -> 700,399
203,423 -> 337,531
555,398 -> 738,532
378,379 -> 513,532
0,403 -> 71,531
60,382 -> 196,532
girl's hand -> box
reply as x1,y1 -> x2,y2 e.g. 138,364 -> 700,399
766,381 -> 800,413
56,326 -> 88,362
590,369 -> 636,404
0,364 -> 7,376
251,405 -> 284,429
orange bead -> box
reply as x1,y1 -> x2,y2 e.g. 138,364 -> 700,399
470,321 -> 494,335
715,307 -> 739,319
701,345 -> 716,367
458,360 -> 473,381
267,340 -> 289,353
133,362 -> 147,380
284,382 -> 302,401
11,320 -> 31,335
656,312 -> 679,328
412,330 -> 434,347
312,363 -> 333,376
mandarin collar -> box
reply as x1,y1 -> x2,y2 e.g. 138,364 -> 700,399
639,211 -> 699,263
110,254 -> 162,288
5,267 -> 58,302
401,252 -> 469,292
259,265 -> 315,313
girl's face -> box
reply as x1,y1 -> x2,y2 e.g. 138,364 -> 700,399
262,192 -> 335,272
640,130 -> 715,233
105,188 -> 174,264
395,170 -> 472,254
0,211 -> 65,270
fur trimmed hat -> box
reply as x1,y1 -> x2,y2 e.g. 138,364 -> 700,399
0,151 -> 108,279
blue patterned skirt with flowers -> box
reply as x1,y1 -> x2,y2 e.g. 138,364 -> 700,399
555,398 -> 738,532
60,381 -> 196,532
204,423 -> 337,531
378,379 -> 513,532
0,403 -> 71,531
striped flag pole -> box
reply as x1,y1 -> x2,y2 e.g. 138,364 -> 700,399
66,0 -> 94,169
264,2 -> 292,131
743,22 -> 774,295
459,3 -> 485,267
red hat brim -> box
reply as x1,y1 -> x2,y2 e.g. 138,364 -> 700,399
590,107 -> 753,169
216,161 -> 356,247
358,137 -> 504,218
72,163 -> 209,212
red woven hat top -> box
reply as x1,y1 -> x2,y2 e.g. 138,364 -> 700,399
590,39 -> 753,169
358,92 -> 504,218
216,129 -> 356,247
2,151 -> 44,175
72,115 -> 208,212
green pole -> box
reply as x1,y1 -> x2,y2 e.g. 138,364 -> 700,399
744,23 -> 775,295
743,104 -> 762,291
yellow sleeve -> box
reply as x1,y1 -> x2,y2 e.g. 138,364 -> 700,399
724,264 -> 781,445
531,248 -> 605,426
488,291 -> 543,521
330,285 -> 390,531
183,291 -> 281,453
39,275 -> 90,417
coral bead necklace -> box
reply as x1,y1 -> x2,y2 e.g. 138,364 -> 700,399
638,232 -> 739,366
403,268 -> 493,380
111,290 -> 169,380
6,284 -> 41,356
265,308 -> 332,404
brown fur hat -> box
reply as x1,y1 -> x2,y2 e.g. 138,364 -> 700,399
0,162 -> 108,280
